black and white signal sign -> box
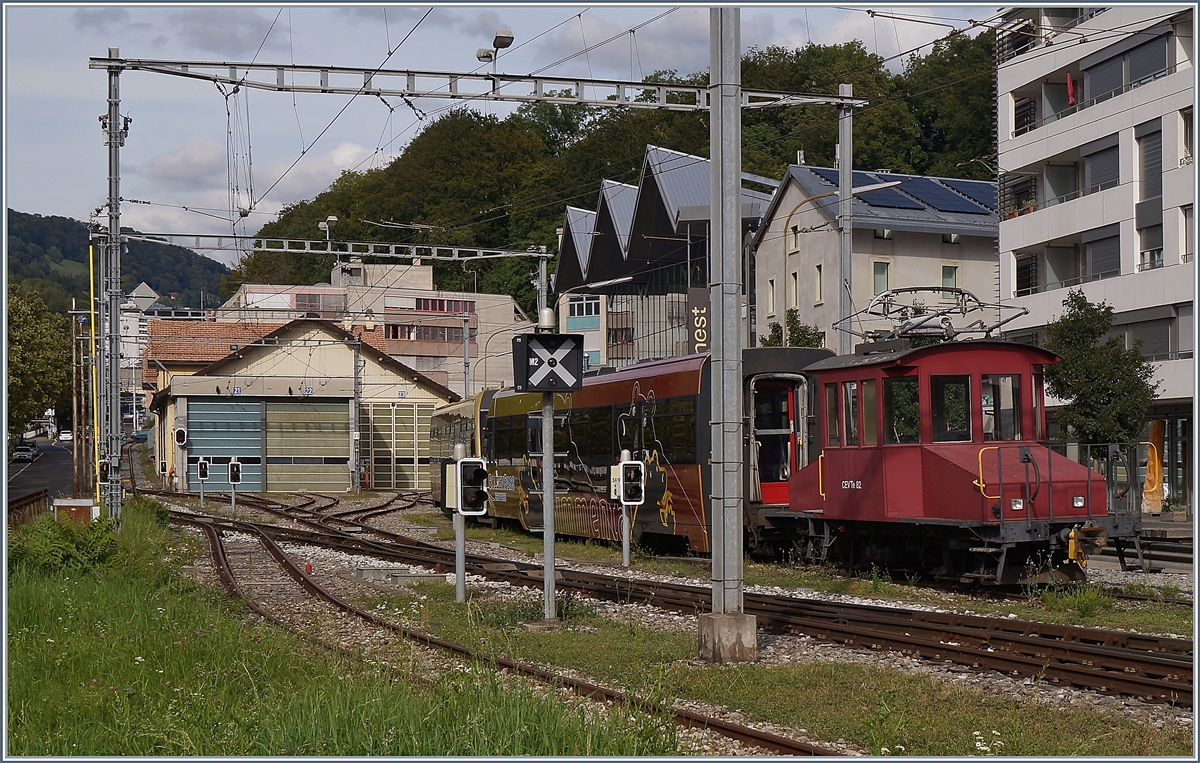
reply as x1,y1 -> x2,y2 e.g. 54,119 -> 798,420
512,334 -> 584,392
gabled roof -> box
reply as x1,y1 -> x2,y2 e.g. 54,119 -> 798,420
751,165 -> 998,249
640,145 -> 773,231
143,319 -> 286,387
553,206 -> 597,292
599,180 -> 638,257
193,319 -> 460,403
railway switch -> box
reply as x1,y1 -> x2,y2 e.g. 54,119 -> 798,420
619,460 -> 645,506
457,457 -> 489,516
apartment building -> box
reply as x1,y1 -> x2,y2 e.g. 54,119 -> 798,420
996,6 -> 1193,501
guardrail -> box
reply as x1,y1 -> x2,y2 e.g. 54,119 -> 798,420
8,489 -> 50,528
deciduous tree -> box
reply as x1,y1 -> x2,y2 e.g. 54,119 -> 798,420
1042,289 -> 1158,444
7,285 -> 70,438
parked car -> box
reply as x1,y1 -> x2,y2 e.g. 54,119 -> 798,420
12,444 -> 36,462
130,431 -> 148,443
58,430 -> 73,442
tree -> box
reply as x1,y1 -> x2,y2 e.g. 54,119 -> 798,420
1042,289 -> 1158,444
7,285 -> 70,438
759,322 -> 784,347
760,310 -> 825,348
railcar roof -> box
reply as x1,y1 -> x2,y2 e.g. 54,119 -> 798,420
801,339 -> 1060,373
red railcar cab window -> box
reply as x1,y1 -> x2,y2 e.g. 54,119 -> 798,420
842,381 -> 859,446
883,377 -> 919,444
981,374 -> 1022,441
931,375 -> 971,442
825,383 -> 840,446
1033,369 -> 1045,440
861,379 -> 878,445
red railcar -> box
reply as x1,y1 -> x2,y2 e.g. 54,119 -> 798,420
779,340 -> 1138,584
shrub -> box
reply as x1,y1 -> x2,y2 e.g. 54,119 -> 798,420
8,514 -> 117,575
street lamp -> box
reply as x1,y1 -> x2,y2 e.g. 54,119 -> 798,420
476,29 -> 514,77
317,215 -> 338,251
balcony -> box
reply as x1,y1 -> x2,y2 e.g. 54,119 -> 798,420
1138,248 -> 1165,272
1014,66 -> 1175,137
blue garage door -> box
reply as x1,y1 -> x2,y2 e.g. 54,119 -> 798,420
186,399 -> 263,491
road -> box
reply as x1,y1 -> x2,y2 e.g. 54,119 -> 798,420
7,436 -> 78,501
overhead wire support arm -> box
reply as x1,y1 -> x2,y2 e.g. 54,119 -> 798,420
114,231 -> 555,262
86,56 -> 868,112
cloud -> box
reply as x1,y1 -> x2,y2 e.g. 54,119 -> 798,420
71,7 -> 130,32
167,7 -> 290,56
138,136 -> 227,192
256,141 -> 375,206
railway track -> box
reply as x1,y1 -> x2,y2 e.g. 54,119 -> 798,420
164,497 -> 1193,709
176,513 -> 842,756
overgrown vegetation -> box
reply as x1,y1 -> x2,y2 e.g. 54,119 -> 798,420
7,499 -> 677,756
373,579 -> 1191,757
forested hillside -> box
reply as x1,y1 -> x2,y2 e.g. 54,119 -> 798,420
237,34 -> 997,315
6,209 -> 231,314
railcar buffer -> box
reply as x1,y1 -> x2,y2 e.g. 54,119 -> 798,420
512,334 -> 584,392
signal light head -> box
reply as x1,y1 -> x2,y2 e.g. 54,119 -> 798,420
619,460 -> 645,506
456,458 -> 489,516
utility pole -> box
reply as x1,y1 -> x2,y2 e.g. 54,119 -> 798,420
70,302 -> 80,498
537,263 -> 556,622
461,312 -> 471,398
101,47 -> 127,522
699,7 -> 756,665
838,82 -> 855,356
351,338 -> 362,492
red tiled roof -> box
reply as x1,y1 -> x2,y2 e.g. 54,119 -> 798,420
143,320 -> 285,385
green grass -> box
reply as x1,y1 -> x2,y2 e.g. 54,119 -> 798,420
7,501 -> 677,756
374,581 -> 1193,757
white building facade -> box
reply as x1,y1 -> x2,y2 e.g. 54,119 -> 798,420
996,6 -> 1194,501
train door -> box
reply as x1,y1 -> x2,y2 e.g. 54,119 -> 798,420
749,376 -> 807,505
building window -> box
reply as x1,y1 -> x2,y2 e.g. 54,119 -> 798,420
385,324 -> 401,340
416,298 -> 475,314
942,233 -> 960,244
941,265 -> 958,298
1086,234 -> 1121,280
1185,206 -> 1194,261
1139,225 -> 1164,271
873,261 -> 890,295
1139,130 -> 1163,200
404,325 -> 466,343
1128,318 -> 1172,360
568,295 -> 601,317
767,278 -> 776,315
1084,144 -> 1119,193
790,271 -> 799,308
1183,108 -> 1194,165
1016,255 -> 1038,296
814,264 -> 823,304
791,226 -> 801,249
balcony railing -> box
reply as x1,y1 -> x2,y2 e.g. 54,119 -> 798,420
1042,180 -> 1120,209
1138,248 -> 1165,272
1013,65 -> 1175,137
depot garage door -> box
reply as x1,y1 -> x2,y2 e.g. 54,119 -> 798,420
361,402 -> 436,490
185,400 -> 263,491
266,401 -> 351,491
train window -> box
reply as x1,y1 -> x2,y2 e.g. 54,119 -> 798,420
575,406 -> 615,467
883,377 -> 920,444
824,384 -> 840,446
931,376 -> 971,442
649,397 -> 698,464
842,381 -> 859,446
1033,370 -> 1045,440
982,375 -> 1022,441
861,380 -> 878,446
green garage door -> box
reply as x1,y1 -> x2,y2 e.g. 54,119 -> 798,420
360,402 -> 436,490
186,399 -> 263,491
266,400 -> 351,492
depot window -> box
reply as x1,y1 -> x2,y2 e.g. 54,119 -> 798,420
982,374 -> 1022,441
931,375 -> 971,442
883,377 -> 919,444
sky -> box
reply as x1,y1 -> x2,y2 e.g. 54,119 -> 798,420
3,3 -> 988,266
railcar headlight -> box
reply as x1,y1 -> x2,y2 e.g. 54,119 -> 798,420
1010,498 -> 1025,511
1072,495 -> 1086,508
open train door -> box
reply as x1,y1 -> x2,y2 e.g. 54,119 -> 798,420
748,375 -> 808,505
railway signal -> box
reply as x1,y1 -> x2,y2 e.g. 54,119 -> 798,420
228,460 -> 242,484
457,458 -> 489,516
99,460 -> 110,485
619,460 -> 645,506
511,334 -> 584,392
174,428 -> 187,446
197,459 -> 209,481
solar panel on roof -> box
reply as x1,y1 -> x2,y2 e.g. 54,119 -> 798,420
940,179 -> 997,211
892,177 -> 990,214
808,168 -> 925,209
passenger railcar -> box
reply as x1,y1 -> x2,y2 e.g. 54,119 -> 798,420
430,347 -> 833,553
779,340 -> 1137,584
